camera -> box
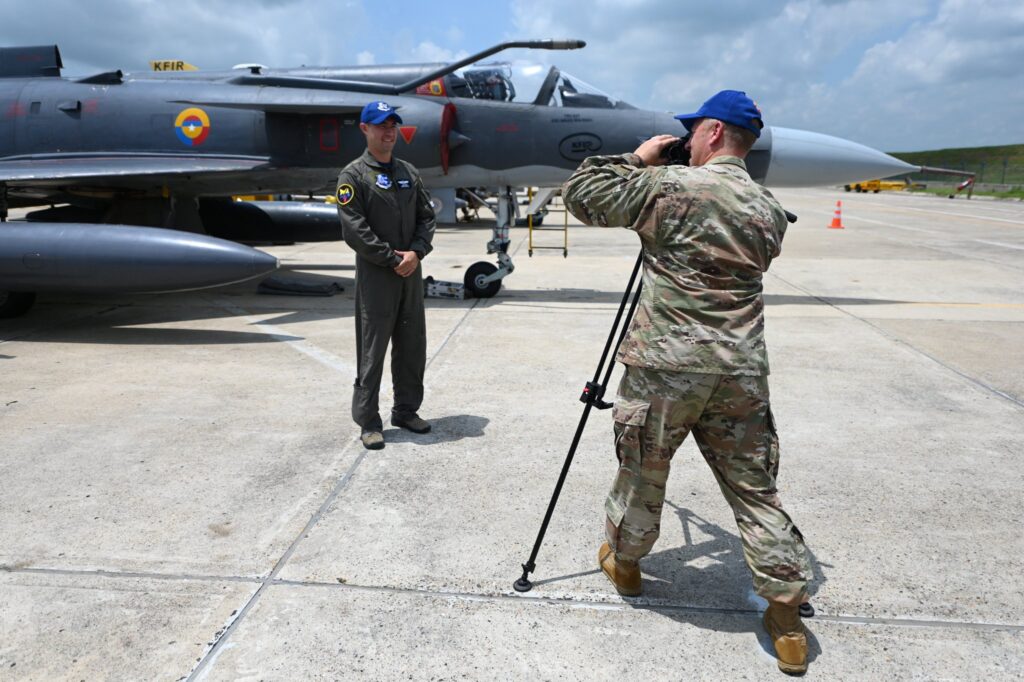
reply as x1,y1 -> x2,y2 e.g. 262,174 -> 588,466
661,135 -> 691,165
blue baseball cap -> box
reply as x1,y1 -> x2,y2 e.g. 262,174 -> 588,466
674,90 -> 763,138
360,100 -> 403,125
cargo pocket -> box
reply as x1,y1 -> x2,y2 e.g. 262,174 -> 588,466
606,398 -> 650,543
612,397 -> 650,459
765,407 -> 780,480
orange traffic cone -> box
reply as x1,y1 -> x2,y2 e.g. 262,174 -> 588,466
828,200 -> 844,229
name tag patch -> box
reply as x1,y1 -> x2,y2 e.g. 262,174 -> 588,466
397,179 -> 412,189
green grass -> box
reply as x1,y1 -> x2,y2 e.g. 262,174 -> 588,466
906,186 -> 1024,200
888,143 -> 1024,184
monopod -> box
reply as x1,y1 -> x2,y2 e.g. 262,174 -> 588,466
513,250 -> 644,593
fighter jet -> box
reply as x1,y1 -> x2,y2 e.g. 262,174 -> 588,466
0,40 -> 916,317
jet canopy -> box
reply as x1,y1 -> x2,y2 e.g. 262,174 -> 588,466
443,63 -> 636,109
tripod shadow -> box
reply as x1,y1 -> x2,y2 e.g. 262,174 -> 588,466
630,502 -> 825,661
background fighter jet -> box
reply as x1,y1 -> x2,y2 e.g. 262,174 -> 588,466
0,40 -> 916,317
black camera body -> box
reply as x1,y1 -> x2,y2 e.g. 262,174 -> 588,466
661,135 -> 691,166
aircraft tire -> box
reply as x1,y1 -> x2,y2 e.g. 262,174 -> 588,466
0,291 -> 36,318
464,261 -> 501,298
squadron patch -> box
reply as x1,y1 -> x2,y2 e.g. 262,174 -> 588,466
375,173 -> 392,189
336,183 -> 354,205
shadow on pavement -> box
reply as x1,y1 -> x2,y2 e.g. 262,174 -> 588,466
384,414 -> 490,445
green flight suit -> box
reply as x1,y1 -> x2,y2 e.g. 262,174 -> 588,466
336,150 -> 436,431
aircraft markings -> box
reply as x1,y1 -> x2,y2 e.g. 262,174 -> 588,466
174,107 -> 211,147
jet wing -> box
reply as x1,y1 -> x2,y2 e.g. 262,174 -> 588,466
0,154 -> 272,186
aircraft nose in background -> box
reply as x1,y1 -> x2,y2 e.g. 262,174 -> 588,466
765,127 -> 918,187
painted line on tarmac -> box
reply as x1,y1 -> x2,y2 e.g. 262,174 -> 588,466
186,431 -> 367,681
267,578 -> 1024,633
800,208 -> 1024,265
855,201 -> 1024,227
973,239 -> 1024,251
769,272 -> 1024,410
903,301 -> 1024,308
11,563 -> 1019,635
426,296 -> 482,371
207,297 -> 355,377
189,287 -> 489,680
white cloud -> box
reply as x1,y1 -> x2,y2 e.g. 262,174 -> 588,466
0,0 -> 371,72
510,0 -> 1024,150
403,41 -> 470,64
1,0 -> 1021,150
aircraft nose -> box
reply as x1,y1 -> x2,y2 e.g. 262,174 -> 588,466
764,127 -> 917,187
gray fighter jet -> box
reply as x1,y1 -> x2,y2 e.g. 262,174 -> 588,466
0,40 -> 915,317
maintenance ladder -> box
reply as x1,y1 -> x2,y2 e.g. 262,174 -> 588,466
526,187 -> 569,257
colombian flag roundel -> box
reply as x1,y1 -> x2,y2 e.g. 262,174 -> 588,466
174,107 -> 211,146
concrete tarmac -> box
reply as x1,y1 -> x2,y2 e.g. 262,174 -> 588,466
1,187 -> 1022,680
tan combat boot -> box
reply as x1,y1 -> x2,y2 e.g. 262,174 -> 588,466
762,602 -> 808,675
598,542 -> 642,596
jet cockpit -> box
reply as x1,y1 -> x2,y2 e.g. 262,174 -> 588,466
437,63 -> 636,110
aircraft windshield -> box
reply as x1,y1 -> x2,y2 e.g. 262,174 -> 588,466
448,63 -> 635,109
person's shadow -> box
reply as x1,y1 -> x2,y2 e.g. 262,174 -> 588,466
384,414 -> 489,444
631,501 -> 827,663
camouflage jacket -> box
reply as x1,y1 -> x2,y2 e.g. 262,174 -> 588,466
562,153 -> 787,375
336,150 -> 436,270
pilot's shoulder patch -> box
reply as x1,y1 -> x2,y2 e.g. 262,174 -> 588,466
336,183 -> 355,205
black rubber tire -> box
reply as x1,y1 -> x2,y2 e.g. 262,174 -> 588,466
0,291 -> 36,318
464,261 -> 501,298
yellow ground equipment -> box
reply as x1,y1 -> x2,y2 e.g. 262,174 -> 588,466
844,179 -> 909,193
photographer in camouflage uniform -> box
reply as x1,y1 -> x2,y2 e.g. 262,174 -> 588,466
563,90 -> 813,675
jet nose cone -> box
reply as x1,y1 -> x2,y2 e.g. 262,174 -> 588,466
765,127 -> 917,187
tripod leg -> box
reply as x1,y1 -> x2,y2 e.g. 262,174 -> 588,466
513,251 -> 645,592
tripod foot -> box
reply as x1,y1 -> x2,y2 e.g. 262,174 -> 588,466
513,577 -> 533,593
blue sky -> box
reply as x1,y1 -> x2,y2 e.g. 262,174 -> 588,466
2,0 -> 1022,152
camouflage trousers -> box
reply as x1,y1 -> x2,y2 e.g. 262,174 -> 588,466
605,365 -> 811,605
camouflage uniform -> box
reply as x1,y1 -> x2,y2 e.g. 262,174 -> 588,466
563,152 -> 810,604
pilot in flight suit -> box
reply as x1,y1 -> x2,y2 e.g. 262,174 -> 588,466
335,100 -> 436,450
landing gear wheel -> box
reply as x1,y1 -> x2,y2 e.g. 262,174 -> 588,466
464,261 -> 501,298
0,291 -> 36,318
